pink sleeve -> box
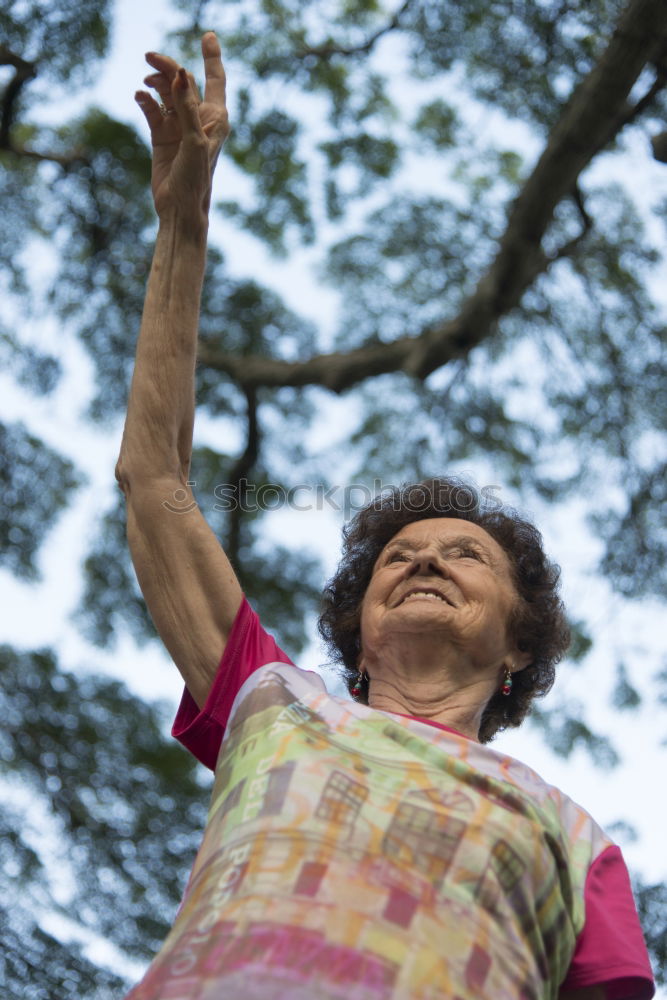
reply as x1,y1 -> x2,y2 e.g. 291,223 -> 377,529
561,845 -> 655,999
171,597 -> 294,770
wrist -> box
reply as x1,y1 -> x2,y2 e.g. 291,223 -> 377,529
157,208 -> 209,247
147,217 -> 209,308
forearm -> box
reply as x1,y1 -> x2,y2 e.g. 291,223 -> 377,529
118,214 -> 208,485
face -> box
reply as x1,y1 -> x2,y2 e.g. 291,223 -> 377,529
359,517 -> 524,674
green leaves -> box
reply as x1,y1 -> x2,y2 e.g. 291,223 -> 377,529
0,907 -> 126,1000
1,0 -> 111,86
320,132 -> 400,195
634,879 -> 667,986
413,99 -> 460,150
0,423 -> 81,579
529,704 -> 620,770
611,663 -> 642,710
325,194 -> 489,347
0,152 -> 41,292
222,97 -> 313,252
2,0 -> 667,992
76,493 -> 155,647
596,462 -> 667,599
0,335 -> 61,395
404,0 -> 620,128
0,645 -> 208,994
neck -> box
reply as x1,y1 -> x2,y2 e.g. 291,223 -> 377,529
363,637 -> 499,742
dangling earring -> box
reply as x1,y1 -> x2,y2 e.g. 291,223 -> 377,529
351,669 -> 366,697
501,666 -> 513,696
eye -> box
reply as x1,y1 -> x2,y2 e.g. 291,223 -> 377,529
451,546 -> 483,561
386,551 -> 411,564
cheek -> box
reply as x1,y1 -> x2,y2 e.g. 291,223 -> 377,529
358,584 -> 387,649
359,597 -> 378,643
495,592 -> 519,640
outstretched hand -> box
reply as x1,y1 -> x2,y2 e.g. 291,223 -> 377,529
135,32 -> 230,227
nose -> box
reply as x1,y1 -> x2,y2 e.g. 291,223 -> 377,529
405,548 -> 447,578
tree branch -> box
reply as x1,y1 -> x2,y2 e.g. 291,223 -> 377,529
295,0 -> 413,61
571,184 -> 593,233
0,46 -> 37,148
225,386 -> 260,565
621,63 -> 667,128
1,144 -> 86,167
0,46 -> 86,167
199,0 -> 667,392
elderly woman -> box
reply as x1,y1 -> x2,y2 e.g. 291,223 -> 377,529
116,35 -> 655,1000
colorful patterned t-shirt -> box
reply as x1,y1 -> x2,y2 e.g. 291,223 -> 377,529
126,600 -> 654,1000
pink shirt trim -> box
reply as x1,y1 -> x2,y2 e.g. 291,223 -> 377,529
392,712 -> 471,740
561,844 -> 654,997
172,597 -> 294,771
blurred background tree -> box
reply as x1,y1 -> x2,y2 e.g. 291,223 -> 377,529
1,0 -> 666,995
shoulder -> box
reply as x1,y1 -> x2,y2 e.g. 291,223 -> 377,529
457,741 -> 611,846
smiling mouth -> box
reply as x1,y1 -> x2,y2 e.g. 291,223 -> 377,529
398,590 -> 451,606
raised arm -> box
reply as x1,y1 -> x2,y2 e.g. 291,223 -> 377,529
115,33 -> 242,707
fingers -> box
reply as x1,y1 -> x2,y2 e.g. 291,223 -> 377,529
201,31 -> 227,108
144,32 -> 224,109
135,89 -> 169,132
144,71 -> 200,110
143,72 -> 172,111
139,35 -> 228,149
171,67 -> 206,141
145,49 -> 179,79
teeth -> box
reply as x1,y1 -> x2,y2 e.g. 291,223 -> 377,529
404,592 -> 444,602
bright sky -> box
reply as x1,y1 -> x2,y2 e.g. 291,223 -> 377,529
1,0 -> 665,992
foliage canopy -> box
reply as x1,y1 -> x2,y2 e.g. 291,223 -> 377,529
1,0 -> 666,993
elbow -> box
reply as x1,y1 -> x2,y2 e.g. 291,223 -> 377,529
115,455 -> 130,498
115,440 -> 162,496
114,451 -> 190,513
115,433 -> 188,493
